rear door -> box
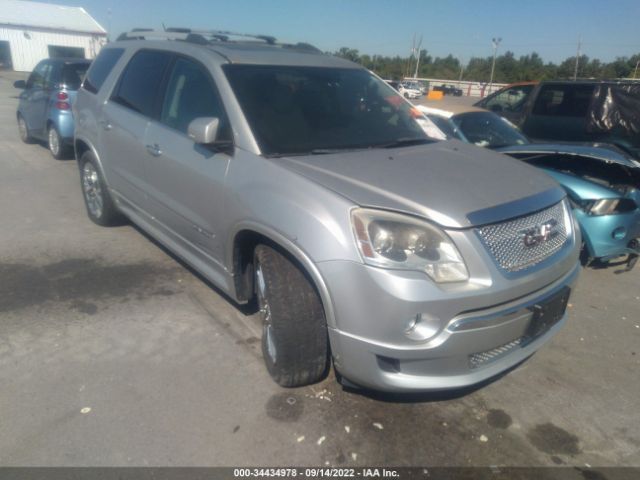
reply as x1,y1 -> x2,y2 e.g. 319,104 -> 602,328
142,56 -> 232,261
522,83 -> 595,141
21,60 -> 53,135
100,49 -> 173,210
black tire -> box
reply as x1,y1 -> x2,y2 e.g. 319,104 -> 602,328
254,244 -> 329,387
48,124 -> 71,160
78,151 -> 125,226
17,113 -> 34,144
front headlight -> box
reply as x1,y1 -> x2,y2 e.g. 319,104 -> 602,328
574,197 -> 637,216
351,209 -> 469,283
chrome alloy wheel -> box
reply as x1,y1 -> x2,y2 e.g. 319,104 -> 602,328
48,127 -> 60,156
256,263 -> 277,364
82,162 -> 104,219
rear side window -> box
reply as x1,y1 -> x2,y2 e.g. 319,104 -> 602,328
83,48 -> 124,94
532,84 -> 595,117
111,50 -> 172,118
61,63 -> 90,90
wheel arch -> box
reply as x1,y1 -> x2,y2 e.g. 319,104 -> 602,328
229,223 -> 336,329
74,137 -> 108,179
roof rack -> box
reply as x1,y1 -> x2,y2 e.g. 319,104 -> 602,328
115,27 -> 321,53
117,28 -> 276,45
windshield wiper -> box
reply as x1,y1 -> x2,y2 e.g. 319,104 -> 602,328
264,147 -> 369,158
377,137 -> 434,149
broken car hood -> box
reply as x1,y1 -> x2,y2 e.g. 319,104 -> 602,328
276,140 -> 563,228
497,143 -> 640,169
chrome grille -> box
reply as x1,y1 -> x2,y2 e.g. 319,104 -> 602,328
476,201 -> 570,272
469,338 -> 522,369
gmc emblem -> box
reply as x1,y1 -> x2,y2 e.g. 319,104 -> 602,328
521,219 -> 559,248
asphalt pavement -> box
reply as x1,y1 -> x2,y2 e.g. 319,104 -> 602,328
0,73 -> 639,468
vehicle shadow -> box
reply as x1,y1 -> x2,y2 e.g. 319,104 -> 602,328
127,221 -> 258,316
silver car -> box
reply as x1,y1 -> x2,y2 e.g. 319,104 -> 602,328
73,29 -> 581,392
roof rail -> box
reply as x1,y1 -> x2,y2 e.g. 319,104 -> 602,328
115,28 -> 322,54
116,28 -> 277,45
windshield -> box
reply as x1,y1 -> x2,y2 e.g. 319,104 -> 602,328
451,112 -> 529,148
223,65 -> 433,156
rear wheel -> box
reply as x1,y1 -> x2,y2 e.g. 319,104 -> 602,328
17,114 -> 33,144
79,151 -> 124,226
48,125 -> 70,159
254,244 -> 329,387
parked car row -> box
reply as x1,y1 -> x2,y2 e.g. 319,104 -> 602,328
22,29 -> 637,394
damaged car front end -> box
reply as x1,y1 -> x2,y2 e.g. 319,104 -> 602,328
418,105 -> 640,270
499,144 -> 640,270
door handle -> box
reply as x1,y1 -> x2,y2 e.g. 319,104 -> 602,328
99,120 -> 112,131
145,144 -> 162,157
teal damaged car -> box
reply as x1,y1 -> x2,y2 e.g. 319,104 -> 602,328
419,105 -> 640,270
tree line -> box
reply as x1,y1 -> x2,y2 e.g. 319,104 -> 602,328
333,47 -> 640,83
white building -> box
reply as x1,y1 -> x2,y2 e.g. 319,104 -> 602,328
0,0 -> 106,72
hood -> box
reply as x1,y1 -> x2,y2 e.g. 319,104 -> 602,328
496,143 -> 640,169
275,140 -> 564,228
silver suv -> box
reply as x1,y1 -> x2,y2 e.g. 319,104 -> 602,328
74,29 -> 581,392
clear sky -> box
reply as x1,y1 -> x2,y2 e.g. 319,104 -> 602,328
47,0 -> 639,63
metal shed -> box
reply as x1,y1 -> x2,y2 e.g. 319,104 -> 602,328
0,0 -> 106,72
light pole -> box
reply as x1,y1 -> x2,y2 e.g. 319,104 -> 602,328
573,35 -> 582,81
634,60 -> 639,79
413,35 -> 423,79
488,37 -> 501,94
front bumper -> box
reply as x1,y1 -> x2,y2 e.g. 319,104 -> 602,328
319,252 -> 581,392
576,209 -> 640,260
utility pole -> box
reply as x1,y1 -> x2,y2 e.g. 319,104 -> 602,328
405,34 -> 416,79
634,60 -> 639,79
573,35 -> 582,81
488,37 -> 501,94
413,35 -> 423,79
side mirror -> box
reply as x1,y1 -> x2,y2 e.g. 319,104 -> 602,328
13,80 -> 26,89
188,117 -> 220,145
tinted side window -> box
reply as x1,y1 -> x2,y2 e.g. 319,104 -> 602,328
532,84 -> 595,117
83,48 -> 124,94
485,85 -> 534,113
27,61 -> 50,89
112,50 -> 172,118
160,57 -> 229,138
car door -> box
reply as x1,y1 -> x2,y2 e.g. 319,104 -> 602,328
480,84 -> 535,125
99,49 -> 173,211
522,84 -> 595,142
21,60 -> 52,136
143,56 -> 232,261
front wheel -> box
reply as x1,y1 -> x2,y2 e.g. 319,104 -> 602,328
254,244 -> 329,387
17,114 -> 33,144
79,151 -> 125,226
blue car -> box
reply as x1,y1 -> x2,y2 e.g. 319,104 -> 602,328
419,105 -> 640,270
15,57 -> 91,159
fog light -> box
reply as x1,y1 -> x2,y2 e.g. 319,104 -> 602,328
405,313 -> 441,341
612,227 -> 627,240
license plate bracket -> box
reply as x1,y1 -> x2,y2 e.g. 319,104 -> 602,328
524,286 -> 571,342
